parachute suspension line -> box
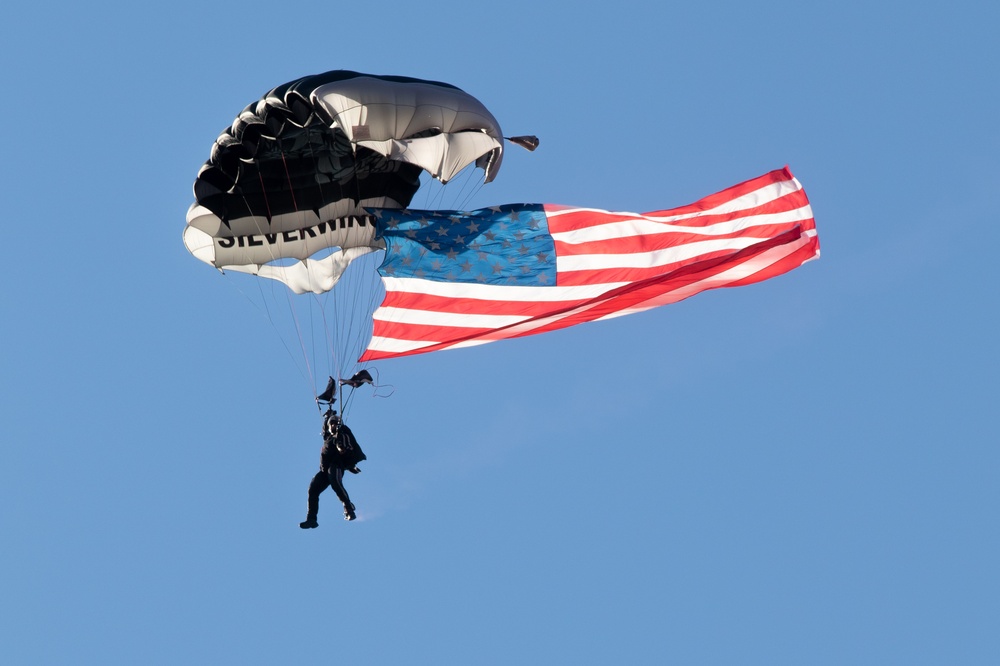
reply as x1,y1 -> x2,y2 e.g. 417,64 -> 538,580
299,127 -> 346,390
266,148 -> 321,397
223,272 -> 315,389
336,262 -> 360,380
447,166 -> 487,213
279,143 -> 346,400
417,167 -> 484,215
237,186 -> 319,398
256,170 -> 273,222
310,291 -> 330,382
333,141 -> 385,381
320,256 -> 347,388
417,171 -> 446,211
341,383 -> 352,418
311,289 -> 340,391
280,151 -> 299,212
350,255 -> 376,368
331,262 -> 349,379
307,292 -> 327,387
279,276 -> 317,393
233,189 -> 307,389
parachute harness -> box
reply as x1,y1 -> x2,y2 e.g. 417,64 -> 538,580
314,368 -> 392,420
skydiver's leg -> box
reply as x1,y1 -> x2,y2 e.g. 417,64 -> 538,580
300,471 -> 330,528
327,467 -> 356,521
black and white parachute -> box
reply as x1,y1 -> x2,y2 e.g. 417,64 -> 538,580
184,70 -> 514,295
183,70 -> 540,402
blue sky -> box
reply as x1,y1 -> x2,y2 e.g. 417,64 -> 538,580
3,1 -> 998,664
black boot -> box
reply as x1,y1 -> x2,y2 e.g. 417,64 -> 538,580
299,517 -> 318,529
343,503 -> 356,521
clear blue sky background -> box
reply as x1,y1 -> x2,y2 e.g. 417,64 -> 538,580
3,1 -> 998,664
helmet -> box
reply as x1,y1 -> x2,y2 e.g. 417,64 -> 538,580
323,409 -> 341,436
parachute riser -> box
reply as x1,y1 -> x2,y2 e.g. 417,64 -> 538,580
315,369 -> 380,418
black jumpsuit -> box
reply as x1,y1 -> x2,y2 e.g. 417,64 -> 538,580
304,423 -> 367,523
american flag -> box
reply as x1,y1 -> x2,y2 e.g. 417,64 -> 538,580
360,167 -> 819,361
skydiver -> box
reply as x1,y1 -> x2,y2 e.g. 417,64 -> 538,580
299,409 -> 367,529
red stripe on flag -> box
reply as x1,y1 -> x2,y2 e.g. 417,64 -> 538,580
359,167 -> 819,362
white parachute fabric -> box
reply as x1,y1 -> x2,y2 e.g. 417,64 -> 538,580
314,75 -> 504,183
254,246 -> 381,295
184,201 -> 383,294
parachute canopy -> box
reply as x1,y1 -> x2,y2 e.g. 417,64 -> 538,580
184,70 -> 508,295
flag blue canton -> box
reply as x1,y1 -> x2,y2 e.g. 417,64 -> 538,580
373,204 -> 557,285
